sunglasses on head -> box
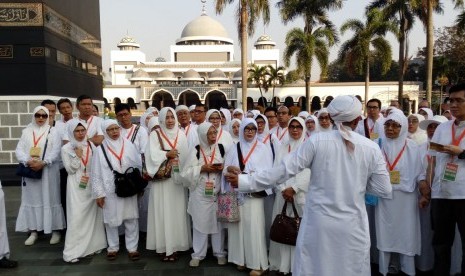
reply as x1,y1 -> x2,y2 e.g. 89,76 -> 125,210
34,114 -> 48,119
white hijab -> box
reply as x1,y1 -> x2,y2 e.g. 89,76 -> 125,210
31,106 -> 50,133
229,118 -> 241,142
220,108 -> 232,131
298,111 -> 310,119
197,122 -> 214,151
239,118 -> 258,156
158,107 -> 179,141
147,116 -> 159,133
232,108 -> 244,120
102,119 -> 123,152
287,117 -> 306,152
253,113 -> 270,142
66,118 -> 88,148
408,114 -> 427,145
419,107 -> 434,120
316,108 -> 333,131
305,115 -> 320,137
206,109 -> 222,129
140,107 -> 159,130
383,110 -> 408,162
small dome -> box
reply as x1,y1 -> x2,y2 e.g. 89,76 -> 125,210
155,57 -> 166,62
117,35 -> 140,49
232,70 -> 242,80
181,69 -> 203,82
177,14 -> 233,45
208,69 -> 229,82
155,69 -> 177,81
130,69 -> 152,82
254,34 -> 276,48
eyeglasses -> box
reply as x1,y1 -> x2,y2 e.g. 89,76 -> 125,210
384,123 -> 401,129
209,117 -> 221,121
244,127 -> 257,133
367,106 -> 379,110
447,98 -> 465,104
256,121 -> 265,126
407,119 -> 419,124
106,127 -> 120,133
34,114 -> 48,119
289,125 -> 303,130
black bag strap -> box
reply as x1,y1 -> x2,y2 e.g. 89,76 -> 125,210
237,142 -> 245,172
363,118 -> 370,138
281,201 -> 300,219
100,145 -> 114,171
196,143 -> 225,160
154,130 -> 168,152
269,135 -> 275,162
131,125 -> 140,143
41,128 -> 52,160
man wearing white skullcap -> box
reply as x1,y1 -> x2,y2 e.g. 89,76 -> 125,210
225,95 -> 392,276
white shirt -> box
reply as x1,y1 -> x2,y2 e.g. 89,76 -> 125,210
120,124 -> 148,154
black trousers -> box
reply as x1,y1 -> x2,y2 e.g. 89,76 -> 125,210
59,168 -> 68,226
431,199 -> 465,275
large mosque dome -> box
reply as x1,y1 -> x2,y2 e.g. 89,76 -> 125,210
176,14 -> 233,45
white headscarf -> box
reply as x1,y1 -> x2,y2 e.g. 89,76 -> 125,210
408,114 -> 427,145
247,110 -> 260,118
140,107 -> 159,130
197,122 -> 214,150
383,110 -> 408,161
327,95 -> 362,153
298,111 -> 310,120
31,106 -> 50,133
419,107 -> 434,120
253,113 -> 270,142
239,118 -> 258,156
233,108 -> 244,119
305,115 -> 320,137
101,119 -> 123,152
220,108 -> 232,131
66,118 -> 88,148
189,105 -> 196,111
287,117 -> 306,151
147,116 -> 159,133
229,118 -> 241,142
206,109 -> 222,129
158,107 -> 179,140
316,108 -> 333,131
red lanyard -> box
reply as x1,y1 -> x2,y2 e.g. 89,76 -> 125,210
81,143 -> 91,171
86,116 -> 94,129
451,123 -> 465,146
107,141 -> 125,167
242,140 -> 258,165
159,129 -> 179,149
184,124 -> 191,136
277,128 -> 288,141
383,141 -> 407,171
32,131 -> 46,147
200,146 -> 216,165
262,134 -> 270,144
125,125 -> 135,140
369,120 -> 375,133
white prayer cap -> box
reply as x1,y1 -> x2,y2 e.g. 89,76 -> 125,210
419,115 -> 448,130
189,105 -> 196,111
327,95 -> 362,123
175,105 -> 189,112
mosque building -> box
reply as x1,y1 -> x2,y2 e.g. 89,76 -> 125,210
103,5 -> 421,112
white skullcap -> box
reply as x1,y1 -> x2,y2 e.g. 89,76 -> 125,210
327,95 -> 362,123
189,105 -> 196,111
175,105 -> 189,112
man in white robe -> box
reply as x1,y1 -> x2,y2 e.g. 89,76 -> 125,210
176,105 -> 198,149
225,95 -> 392,276
0,181 -> 18,268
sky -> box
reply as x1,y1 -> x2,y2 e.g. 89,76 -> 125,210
99,0 -> 461,81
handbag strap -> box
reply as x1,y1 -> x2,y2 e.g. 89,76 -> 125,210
131,125 -> 140,143
154,130 -> 168,152
100,145 -> 114,171
41,128 -> 52,160
281,201 -> 300,219
237,142 -> 245,172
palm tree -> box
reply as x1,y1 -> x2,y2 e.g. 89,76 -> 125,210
283,27 -> 337,112
339,8 -> 396,114
248,64 -> 269,104
266,65 -> 286,107
277,0 -> 342,112
215,0 -> 270,111
368,0 -> 416,110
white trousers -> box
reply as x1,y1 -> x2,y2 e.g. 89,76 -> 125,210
191,226 -> 226,260
379,251 -> 415,276
105,218 -> 139,253
0,184 -> 10,259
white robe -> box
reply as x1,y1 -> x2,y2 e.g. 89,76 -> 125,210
15,126 -> 66,233
238,130 -> 392,276
145,129 -> 190,255
0,182 -> 10,259
61,143 -> 106,261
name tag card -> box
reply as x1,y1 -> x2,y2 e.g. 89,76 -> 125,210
79,174 -> 89,189
443,162 -> 459,182
204,180 -> 214,196
30,146 -> 41,157
370,133 -> 379,140
390,170 -> 400,184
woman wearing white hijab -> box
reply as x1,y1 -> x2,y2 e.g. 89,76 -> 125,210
232,108 -> 244,120
298,111 -> 310,120
62,119 -> 106,263
145,107 -> 190,262
220,107 -> 232,132
407,114 -> 427,145
317,108 -> 333,132
269,117 -> 310,274
15,106 -> 65,246
254,113 -> 280,162
376,110 -> 425,276
139,107 -> 159,130
206,109 -> 234,153
223,118 -> 273,275
418,107 -> 434,120
91,119 -> 141,261
182,122 -> 227,267
229,118 -> 241,144
305,115 -> 320,139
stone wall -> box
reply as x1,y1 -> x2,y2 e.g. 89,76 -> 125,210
0,96 -> 103,165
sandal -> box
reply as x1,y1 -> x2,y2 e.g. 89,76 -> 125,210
128,251 -> 140,261
106,251 -> 118,261
167,253 -> 178,262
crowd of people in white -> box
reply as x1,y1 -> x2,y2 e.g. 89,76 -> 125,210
1,84 -> 465,276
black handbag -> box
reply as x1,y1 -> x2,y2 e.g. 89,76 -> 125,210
16,128 -> 51,179
101,145 -> 148,197
270,201 -> 301,246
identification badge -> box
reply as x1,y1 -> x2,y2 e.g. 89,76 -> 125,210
172,158 -> 179,173
29,146 -> 41,157
370,133 -> 379,140
443,162 -> 459,182
204,180 -> 214,196
390,170 -> 400,184
79,174 -> 89,189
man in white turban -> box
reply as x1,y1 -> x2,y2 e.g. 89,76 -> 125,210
225,95 -> 392,276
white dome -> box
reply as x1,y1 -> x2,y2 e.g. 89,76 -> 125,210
117,35 -> 140,49
130,69 -> 152,82
181,69 -> 204,82
208,69 -> 229,82
155,69 -> 177,81
176,14 -> 233,45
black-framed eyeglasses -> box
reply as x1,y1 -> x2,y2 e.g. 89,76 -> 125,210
244,127 -> 257,133
34,114 -> 48,119
384,123 -> 401,129
289,125 -> 303,130
366,106 -> 379,110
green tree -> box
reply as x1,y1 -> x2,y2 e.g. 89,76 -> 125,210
339,8 -> 396,113
248,64 -> 269,104
266,65 -> 286,107
215,0 -> 270,111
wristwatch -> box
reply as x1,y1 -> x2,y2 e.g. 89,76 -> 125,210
458,150 -> 465,160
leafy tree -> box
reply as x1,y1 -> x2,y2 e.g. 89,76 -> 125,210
266,65 -> 286,107
248,64 -> 269,104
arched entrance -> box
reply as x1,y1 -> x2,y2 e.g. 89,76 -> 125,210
151,90 -> 175,110
178,90 -> 201,107
205,90 -> 228,110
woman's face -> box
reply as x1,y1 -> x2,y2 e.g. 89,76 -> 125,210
165,111 -> 176,129
208,112 -> 222,128
306,120 -> 316,131
289,120 -> 303,140
243,123 -> 257,142
145,114 -> 154,126
318,114 -> 331,129
255,118 -> 266,134
427,123 -> 439,139
408,115 -> 419,133
207,126 -> 218,145
106,124 -> 121,140
384,120 -> 401,139
34,110 -> 48,126
232,122 -> 240,137
220,112 -> 226,126
73,125 -> 87,142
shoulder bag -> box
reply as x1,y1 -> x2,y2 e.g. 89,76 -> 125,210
270,201 -> 301,246
16,128 -> 51,179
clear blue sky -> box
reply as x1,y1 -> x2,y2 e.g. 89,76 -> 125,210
100,0 -> 460,80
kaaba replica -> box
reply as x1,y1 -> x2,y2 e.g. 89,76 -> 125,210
0,0 -> 102,99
